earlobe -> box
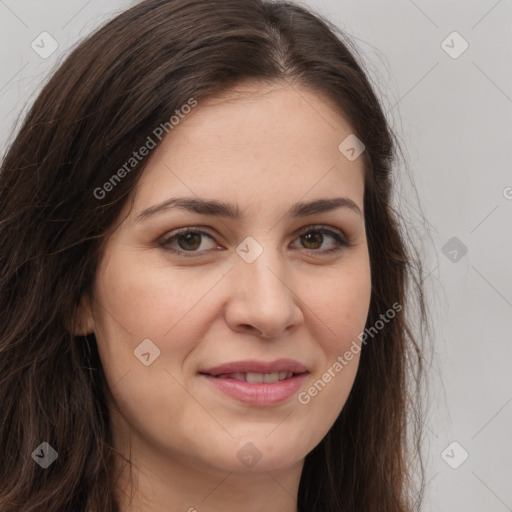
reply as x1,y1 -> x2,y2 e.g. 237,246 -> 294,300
72,291 -> 95,336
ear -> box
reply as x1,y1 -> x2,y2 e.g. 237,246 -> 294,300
71,291 -> 96,336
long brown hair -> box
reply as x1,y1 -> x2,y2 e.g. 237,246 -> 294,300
0,1 -> 429,510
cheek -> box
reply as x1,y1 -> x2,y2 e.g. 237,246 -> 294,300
91,247 -> 236,425
91,257 -> 207,443
306,255 -> 372,351
296,254 -> 370,419
93,246 -> 224,344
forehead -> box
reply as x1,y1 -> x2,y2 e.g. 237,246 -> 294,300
129,81 -> 365,217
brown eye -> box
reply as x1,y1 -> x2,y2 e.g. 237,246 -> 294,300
160,225 -> 350,258
176,232 -> 202,251
300,231 -> 324,250
292,226 -> 350,254
160,228 -> 218,257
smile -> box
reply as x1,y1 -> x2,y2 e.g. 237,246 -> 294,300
214,371 -> 296,383
199,359 -> 309,405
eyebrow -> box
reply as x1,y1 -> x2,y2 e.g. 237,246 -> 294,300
136,196 -> 362,222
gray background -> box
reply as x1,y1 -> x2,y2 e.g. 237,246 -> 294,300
1,1 -> 511,510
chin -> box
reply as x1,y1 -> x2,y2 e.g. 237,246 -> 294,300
224,435 -> 308,474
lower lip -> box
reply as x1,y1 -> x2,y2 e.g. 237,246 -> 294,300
200,373 -> 308,405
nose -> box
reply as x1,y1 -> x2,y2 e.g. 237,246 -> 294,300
224,247 -> 304,339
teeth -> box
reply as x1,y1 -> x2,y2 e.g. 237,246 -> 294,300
217,372 -> 245,381
215,371 -> 294,383
263,372 -> 280,383
246,372 -> 264,383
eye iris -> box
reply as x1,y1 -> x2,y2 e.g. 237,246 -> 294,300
178,232 -> 201,251
301,231 -> 323,249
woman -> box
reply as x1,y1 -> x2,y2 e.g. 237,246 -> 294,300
0,0 -> 428,510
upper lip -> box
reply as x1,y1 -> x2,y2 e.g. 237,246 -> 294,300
200,358 -> 309,376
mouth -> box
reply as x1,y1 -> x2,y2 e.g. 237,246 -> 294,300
198,359 -> 309,405
199,358 -> 309,381
200,371 -> 305,383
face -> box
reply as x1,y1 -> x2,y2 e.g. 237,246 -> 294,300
77,81 -> 371,478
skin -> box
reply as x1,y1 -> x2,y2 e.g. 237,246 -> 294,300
76,80 -> 371,512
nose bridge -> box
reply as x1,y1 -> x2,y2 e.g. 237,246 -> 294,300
226,234 -> 301,337
238,234 -> 290,302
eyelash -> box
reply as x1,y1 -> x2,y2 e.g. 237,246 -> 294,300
158,225 -> 351,258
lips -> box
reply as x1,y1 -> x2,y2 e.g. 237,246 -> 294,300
199,358 -> 309,405
199,358 -> 309,377
215,371 -> 295,383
